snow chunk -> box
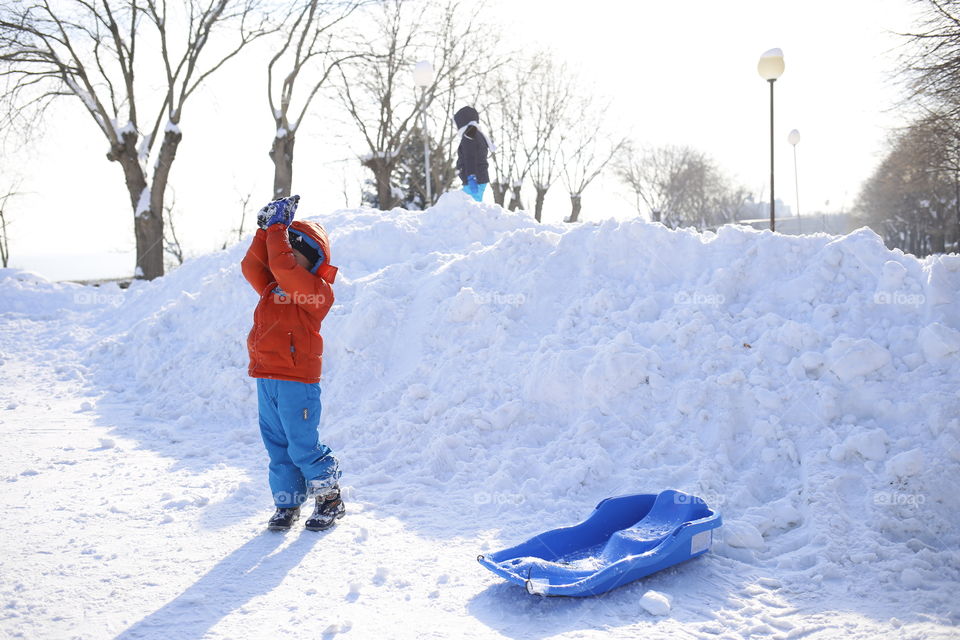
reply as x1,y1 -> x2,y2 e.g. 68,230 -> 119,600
918,323 -> 960,364
640,590 -> 672,616
724,521 -> 765,549
900,568 -> 923,590
825,338 -> 891,382
885,448 -> 925,479
165,120 -> 181,135
447,287 -> 481,322
830,427 -> 889,462
880,259 -> 907,289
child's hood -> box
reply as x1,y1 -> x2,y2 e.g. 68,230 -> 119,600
289,220 -> 338,283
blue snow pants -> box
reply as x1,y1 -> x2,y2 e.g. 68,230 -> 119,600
463,182 -> 487,202
256,378 -> 340,508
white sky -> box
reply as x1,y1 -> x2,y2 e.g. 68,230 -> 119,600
3,0 -> 918,280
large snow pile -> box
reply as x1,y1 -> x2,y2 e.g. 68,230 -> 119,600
5,191 -> 959,616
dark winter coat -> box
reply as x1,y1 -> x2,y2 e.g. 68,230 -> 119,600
454,106 -> 491,185
456,133 -> 490,185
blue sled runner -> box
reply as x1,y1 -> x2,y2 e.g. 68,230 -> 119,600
477,489 -> 722,597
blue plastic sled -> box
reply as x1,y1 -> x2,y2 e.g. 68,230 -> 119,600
477,490 -> 721,597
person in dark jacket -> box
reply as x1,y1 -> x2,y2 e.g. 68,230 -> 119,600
454,106 -> 495,202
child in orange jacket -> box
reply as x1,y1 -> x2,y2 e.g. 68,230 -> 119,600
240,195 -> 344,532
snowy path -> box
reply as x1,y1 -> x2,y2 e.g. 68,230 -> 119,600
0,314 -> 503,639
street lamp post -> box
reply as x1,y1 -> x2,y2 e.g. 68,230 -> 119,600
788,129 -> 801,234
413,60 -> 435,207
758,49 -> 785,232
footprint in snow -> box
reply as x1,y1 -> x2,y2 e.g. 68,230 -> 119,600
372,567 -> 389,586
92,438 -> 115,450
345,582 -> 361,602
322,620 -> 352,639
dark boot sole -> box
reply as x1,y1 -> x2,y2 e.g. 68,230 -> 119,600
304,510 -> 345,532
267,510 -> 301,531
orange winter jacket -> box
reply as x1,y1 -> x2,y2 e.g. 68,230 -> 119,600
240,221 -> 338,383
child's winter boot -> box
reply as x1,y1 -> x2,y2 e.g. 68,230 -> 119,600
267,506 -> 301,531
305,484 -> 346,531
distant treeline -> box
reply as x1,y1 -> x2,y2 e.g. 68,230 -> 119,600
855,0 -> 960,257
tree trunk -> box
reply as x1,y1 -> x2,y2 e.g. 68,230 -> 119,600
932,223 -> 946,254
0,212 -> 9,268
954,170 -> 959,252
270,128 -> 296,200
652,209 -> 662,223
490,181 -> 508,206
508,184 -> 523,211
362,156 -> 396,210
144,126 -> 183,277
534,186 -> 547,223
568,193 -> 582,222
108,129 -> 161,280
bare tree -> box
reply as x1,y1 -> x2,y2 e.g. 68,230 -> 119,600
560,100 -> 625,222
897,2 -> 960,249
221,190 -> 253,248
522,53 -> 572,222
712,182 -> 751,228
618,144 -> 697,223
900,0 -> 960,122
236,191 -> 253,242
481,62 -> 531,210
334,0 -> 496,210
480,76 -> 519,206
333,0 -> 430,209
267,0 -> 366,199
617,144 -> 748,229
0,0 -> 275,279
417,12 -> 503,207
398,11 -> 504,209
856,116 -> 958,255
0,184 -> 20,268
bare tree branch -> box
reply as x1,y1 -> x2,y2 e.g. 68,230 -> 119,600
266,0 -> 368,199
0,0 -> 276,278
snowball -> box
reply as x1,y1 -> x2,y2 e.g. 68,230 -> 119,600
639,590 -> 672,616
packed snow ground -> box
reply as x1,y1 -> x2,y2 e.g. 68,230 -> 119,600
1,192 -> 959,639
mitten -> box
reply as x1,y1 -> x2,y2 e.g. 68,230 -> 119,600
258,195 -> 301,229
